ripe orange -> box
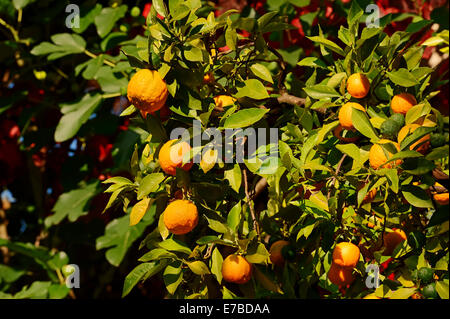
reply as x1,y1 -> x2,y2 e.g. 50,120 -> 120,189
333,124 -> 360,143
391,93 -> 417,115
433,193 -> 449,205
346,73 -> 370,99
127,69 -> 168,112
163,199 -> 198,235
338,102 -> 366,131
369,139 -> 402,170
269,240 -> 290,267
213,95 -> 236,109
397,124 -> 430,154
332,242 -> 360,268
383,228 -> 407,256
158,139 -> 193,176
327,262 -> 355,287
221,254 -> 252,284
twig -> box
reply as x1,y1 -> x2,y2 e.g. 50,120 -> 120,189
242,168 -> 261,239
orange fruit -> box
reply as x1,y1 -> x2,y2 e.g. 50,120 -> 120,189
346,73 -> 370,98
163,199 -> 198,235
397,124 -> 430,154
338,102 -> 366,131
332,242 -> 360,268
213,95 -> 236,109
327,262 -> 355,287
369,139 -> 402,170
269,240 -> 290,267
383,228 -> 407,256
433,193 -> 449,205
391,93 -> 417,115
158,139 -> 193,176
333,124 -> 360,143
127,69 -> 168,112
221,254 -> 252,284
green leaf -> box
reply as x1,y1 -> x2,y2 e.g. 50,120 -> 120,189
185,260 -> 210,275
223,108 -> 269,129
96,210 -> 156,266
211,248 -> 223,284
205,217 -> 230,234
139,248 -> 177,261
227,201 -> 241,233
0,265 -> 26,284
386,68 -> 419,87
303,85 -> 340,99
31,33 -> 86,59
351,108 -> 379,140
54,93 -> 102,142
435,281 -> 449,299
123,262 -> 159,297
297,57 -> 327,69
94,5 -> 128,38
306,36 -> 345,56
163,261 -> 183,295
245,243 -> 270,264
405,103 -> 431,124
153,0 -> 168,18
224,164 -> 242,193
235,79 -> 269,100
158,238 -> 192,255
401,185 -> 433,208
137,173 -> 165,199
399,126 -> 435,151
250,63 -> 273,83
45,181 -> 100,227
130,197 -> 154,226
14,281 -> 51,299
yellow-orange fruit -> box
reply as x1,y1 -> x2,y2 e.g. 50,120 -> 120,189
332,242 -> 360,268
127,69 -> 168,112
347,73 -> 370,99
158,139 -> 193,176
391,93 -> 417,115
213,95 -> 236,109
397,124 -> 430,154
163,200 -> 198,235
338,102 -> 366,131
327,262 -> 355,287
434,193 -> 449,205
221,254 -> 252,284
269,240 -> 290,267
369,139 -> 402,169
383,229 -> 407,256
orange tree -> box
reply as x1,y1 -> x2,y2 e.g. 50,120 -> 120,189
0,0 -> 448,299
99,1 -> 449,299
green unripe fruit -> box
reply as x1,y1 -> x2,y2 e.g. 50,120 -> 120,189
430,133 -> 446,148
418,267 -> 434,284
390,113 -> 405,127
130,6 -> 140,17
422,283 -> 439,299
380,119 -> 401,139
119,23 -> 130,32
